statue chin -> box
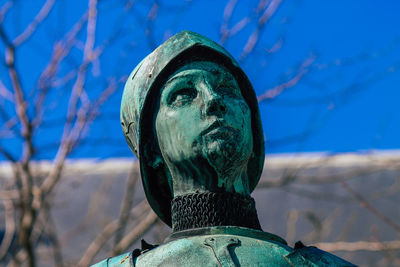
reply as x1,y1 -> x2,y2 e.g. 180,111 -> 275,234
202,135 -> 251,176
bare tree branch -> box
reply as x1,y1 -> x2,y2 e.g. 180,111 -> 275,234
0,22 -> 37,266
33,11 -> 88,128
0,79 -> 13,101
285,209 -> 299,245
240,0 -> 282,61
0,26 -> 33,163
112,210 -> 158,256
341,181 -> 400,234
39,0 -> 99,201
13,0 -> 56,46
314,240 -> 400,252
0,200 -> 15,261
0,189 -> 18,200
113,162 -> 139,254
219,0 -> 238,45
45,214 -> 64,267
77,200 -> 150,267
0,1 -> 12,24
257,54 -> 316,102
0,146 -> 17,162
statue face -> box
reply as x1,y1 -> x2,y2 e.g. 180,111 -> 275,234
155,61 -> 253,195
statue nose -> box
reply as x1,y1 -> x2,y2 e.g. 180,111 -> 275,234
205,96 -> 227,116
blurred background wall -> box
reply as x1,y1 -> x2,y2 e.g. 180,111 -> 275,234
2,153 -> 400,266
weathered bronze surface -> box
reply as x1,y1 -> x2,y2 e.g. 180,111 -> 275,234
93,31 -> 356,266
120,30 -> 264,227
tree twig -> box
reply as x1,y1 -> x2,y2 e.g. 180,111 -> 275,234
76,200 -> 150,267
257,54 -> 316,102
13,0 -> 55,46
112,210 -> 158,256
314,240 -> 400,252
0,200 -> 15,261
341,181 -> 400,234
113,162 -> 139,255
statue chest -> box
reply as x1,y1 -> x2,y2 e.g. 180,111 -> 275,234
91,227 -> 355,267
135,233 -> 293,267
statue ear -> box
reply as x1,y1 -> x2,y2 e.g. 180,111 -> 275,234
143,141 -> 164,170
151,153 -> 164,169
144,141 -> 173,194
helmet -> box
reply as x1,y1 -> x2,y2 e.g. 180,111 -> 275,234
120,31 -> 265,226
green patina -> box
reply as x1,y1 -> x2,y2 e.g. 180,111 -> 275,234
92,31 -> 356,266
120,30 -> 264,226
93,226 -> 355,267
155,61 -> 253,197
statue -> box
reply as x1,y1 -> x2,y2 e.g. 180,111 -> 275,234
93,31 -> 355,266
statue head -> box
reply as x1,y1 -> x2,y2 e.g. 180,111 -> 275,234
155,60 -> 254,197
121,31 -> 264,226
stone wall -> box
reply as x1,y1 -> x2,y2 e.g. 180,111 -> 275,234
1,152 -> 399,266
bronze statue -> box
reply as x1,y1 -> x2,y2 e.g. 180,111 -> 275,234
93,31 -> 355,266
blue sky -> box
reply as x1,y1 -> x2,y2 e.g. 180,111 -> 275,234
0,0 -> 399,160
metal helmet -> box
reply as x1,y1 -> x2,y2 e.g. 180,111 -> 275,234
120,31 -> 265,226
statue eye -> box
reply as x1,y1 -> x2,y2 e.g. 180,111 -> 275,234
168,88 -> 197,106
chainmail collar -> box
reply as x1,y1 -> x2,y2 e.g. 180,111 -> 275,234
171,191 -> 262,232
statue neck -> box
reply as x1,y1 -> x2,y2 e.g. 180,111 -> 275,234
167,158 -> 251,197
171,191 -> 262,232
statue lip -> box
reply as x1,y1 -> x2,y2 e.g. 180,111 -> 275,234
202,120 -> 235,137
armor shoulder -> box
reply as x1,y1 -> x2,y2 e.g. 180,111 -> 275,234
284,245 -> 357,266
90,252 -> 133,267
90,240 -> 157,267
